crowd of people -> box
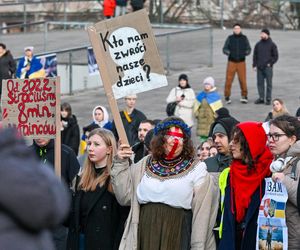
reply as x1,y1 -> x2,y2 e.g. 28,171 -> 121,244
1,21 -> 300,250
1,88 -> 300,249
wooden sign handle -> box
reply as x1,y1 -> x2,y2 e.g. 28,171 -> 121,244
54,77 -> 61,178
87,26 -> 129,145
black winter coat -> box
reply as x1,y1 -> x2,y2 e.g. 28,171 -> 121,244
0,128 -> 70,250
223,33 -> 251,62
218,176 -> 266,250
131,0 -> 144,10
61,115 -> 80,155
116,0 -> 127,6
0,50 -> 16,95
30,140 -> 80,186
133,141 -> 145,163
205,153 -> 231,173
253,38 -> 278,69
111,108 -> 147,146
67,178 -> 123,250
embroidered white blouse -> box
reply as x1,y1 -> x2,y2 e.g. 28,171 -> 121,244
136,160 -> 207,209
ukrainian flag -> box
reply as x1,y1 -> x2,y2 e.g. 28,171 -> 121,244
194,88 -> 223,114
275,202 -> 286,218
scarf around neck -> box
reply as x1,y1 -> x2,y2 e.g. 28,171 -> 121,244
230,148 -> 272,223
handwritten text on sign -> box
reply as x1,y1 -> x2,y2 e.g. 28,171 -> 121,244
89,10 -> 168,99
2,78 -> 56,138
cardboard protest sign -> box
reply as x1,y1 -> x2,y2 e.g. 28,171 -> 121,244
88,9 -> 168,99
88,9 -> 168,145
1,78 -> 58,138
1,77 -> 62,177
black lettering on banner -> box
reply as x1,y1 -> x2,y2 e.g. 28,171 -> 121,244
127,33 -> 149,43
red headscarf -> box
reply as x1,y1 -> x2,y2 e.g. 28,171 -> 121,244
230,122 -> 273,223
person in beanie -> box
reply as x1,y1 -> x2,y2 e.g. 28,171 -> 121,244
193,76 -> 223,142
166,73 -> 196,127
217,122 -> 273,249
205,116 -> 239,184
223,23 -> 251,104
111,117 -> 219,249
253,28 -> 279,105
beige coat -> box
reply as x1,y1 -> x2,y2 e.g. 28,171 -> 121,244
282,141 -> 300,249
111,155 -> 219,250
166,87 -> 195,127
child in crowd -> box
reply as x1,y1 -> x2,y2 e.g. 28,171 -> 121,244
194,76 -> 223,142
79,105 -> 112,155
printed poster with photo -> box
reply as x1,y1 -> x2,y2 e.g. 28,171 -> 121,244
256,178 -> 288,250
37,53 -> 57,77
87,47 -> 99,75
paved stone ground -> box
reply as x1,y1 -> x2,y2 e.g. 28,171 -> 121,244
65,28 -> 300,128
2,27 -> 300,141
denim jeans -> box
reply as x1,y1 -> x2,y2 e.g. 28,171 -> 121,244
257,66 -> 273,101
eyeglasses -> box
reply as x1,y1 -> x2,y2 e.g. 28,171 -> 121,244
267,133 -> 286,142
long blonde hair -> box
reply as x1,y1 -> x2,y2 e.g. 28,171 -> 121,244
79,128 -> 117,192
272,98 -> 289,118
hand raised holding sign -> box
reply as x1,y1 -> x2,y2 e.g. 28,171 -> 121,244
117,143 -> 133,160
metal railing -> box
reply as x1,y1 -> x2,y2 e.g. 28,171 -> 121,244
13,24 -> 212,94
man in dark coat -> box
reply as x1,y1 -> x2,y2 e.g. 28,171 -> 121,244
0,128 -> 70,250
30,138 -> 80,250
223,23 -> 251,104
131,0 -> 145,11
132,119 -> 155,163
112,94 -> 147,146
0,43 -> 16,98
253,28 -> 279,105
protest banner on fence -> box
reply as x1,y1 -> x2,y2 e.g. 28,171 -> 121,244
38,53 -> 58,77
87,47 -> 99,75
1,77 -> 61,177
87,9 -> 168,144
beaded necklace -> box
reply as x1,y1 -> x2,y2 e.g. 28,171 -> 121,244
146,156 -> 195,181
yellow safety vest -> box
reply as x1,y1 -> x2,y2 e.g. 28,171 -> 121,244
218,167 -> 230,239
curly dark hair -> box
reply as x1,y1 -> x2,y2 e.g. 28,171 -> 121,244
231,127 -> 255,172
269,114 -> 300,140
150,117 -> 194,160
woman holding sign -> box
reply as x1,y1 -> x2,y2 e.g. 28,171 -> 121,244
217,122 -> 273,250
67,128 -> 123,250
111,117 -> 218,250
268,115 -> 300,249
